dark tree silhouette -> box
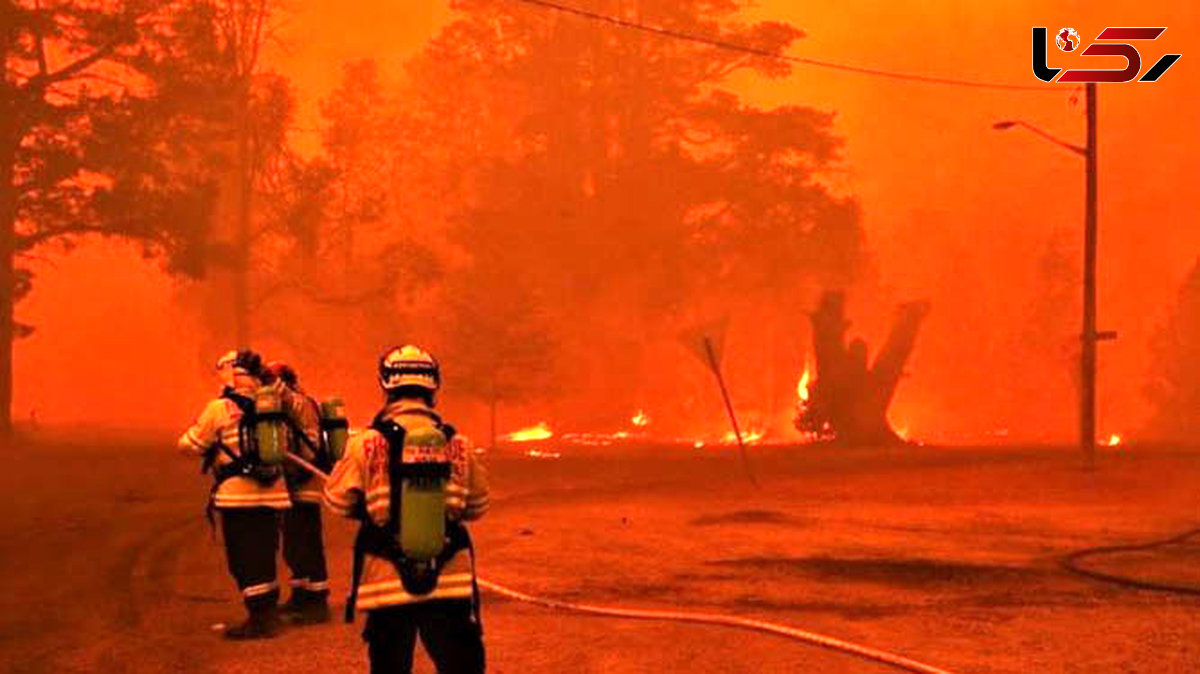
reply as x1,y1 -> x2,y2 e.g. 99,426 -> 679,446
401,0 -> 863,417
1144,257 -> 1200,441
796,291 -> 930,445
241,60 -> 443,386
1,0 -> 222,437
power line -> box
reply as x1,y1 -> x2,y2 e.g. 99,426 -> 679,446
505,0 -> 1056,92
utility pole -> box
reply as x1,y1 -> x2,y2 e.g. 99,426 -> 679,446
1080,83 -> 1098,470
994,83 -> 1113,470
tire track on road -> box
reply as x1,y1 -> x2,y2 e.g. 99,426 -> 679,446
106,515 -> 203,629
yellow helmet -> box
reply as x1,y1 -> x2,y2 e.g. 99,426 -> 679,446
378,345 -> 440,392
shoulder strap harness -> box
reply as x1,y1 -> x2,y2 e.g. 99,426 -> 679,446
344,410 -> 474,624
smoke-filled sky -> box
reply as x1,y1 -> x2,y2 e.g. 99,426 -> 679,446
15,0 -> 1199,443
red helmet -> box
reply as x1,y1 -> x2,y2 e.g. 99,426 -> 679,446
215,349 -> 263,377
264,361 -> 299,388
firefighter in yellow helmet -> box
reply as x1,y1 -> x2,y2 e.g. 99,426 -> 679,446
262,361 -> 331,624
324,345 -> 489,673
178,350 -> 290,639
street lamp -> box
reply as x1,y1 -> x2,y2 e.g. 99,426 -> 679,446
991,120 -> 1086,156
994,83 -> 1112,470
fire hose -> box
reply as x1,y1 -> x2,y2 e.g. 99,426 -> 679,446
287,451 -> 957,674
477,578 -> 956,674
1061,525 -> 1200,595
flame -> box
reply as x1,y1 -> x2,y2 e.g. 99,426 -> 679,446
1106,434 -> 1122,447
525,448 -> 562,459
693,440 -> 705,449
505,422 -> 553,442
631,409 -> 650,427
797,366 -> 811,403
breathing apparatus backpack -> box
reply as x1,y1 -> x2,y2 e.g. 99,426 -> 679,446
344,410 -> 473,623
203,387 -> 287,488
278,391 -> 337,478
319,397 -> 350,467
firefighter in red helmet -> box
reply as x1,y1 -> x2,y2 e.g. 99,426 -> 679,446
262,361 -> 331,624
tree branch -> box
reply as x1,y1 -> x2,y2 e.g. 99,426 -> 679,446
16,225 -> 112,251
38,42 -> 119,86
15,224 -> 165,252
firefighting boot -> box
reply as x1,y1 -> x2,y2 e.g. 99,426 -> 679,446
224,603 -> 282,640
278,591 -> 305,618
281,589 -> 330,625
296,595 -> 331,625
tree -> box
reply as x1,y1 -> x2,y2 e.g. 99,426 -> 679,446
1002,228 -> 1079,437
438,214 -> 559,448
164,0 -> 286,346
401,0 -> 863,420
795,291 -> 929,445
1,0 -> 220,437
223,59 -> 440,391
1144,257 -> 1200,441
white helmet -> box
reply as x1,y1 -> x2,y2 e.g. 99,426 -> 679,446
378,345 -> 440,392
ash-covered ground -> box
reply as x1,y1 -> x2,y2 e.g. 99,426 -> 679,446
4,436 -> 1200,673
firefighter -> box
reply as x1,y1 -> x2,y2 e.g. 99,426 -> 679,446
263,361 -> 331,624
324,345 -> 489,674
178,349 -> 291,639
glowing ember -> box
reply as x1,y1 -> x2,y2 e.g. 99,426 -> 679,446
1106,434 -> 1122,447
722,429 -> 764,445
693,440 -> 705,449
561,431 -> 637,446
895,426 -> 910,441
631,409 -> 650,427
506,422 -> 553,442
525,448 -> 562,459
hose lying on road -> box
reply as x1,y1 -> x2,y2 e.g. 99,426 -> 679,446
477,578 -> 957,674
1061,526 -> 1200,595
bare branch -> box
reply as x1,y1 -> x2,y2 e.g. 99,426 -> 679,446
27,42 -> 118,89
33,0 -> 49,77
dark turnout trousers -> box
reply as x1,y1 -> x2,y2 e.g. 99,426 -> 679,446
282,501 -> 330,597
220,507 -> 282,609
364,600 -> 485,674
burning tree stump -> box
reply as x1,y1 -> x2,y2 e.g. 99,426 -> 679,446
796,291 -> 930,445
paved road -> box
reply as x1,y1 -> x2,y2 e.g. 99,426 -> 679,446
2,437 -> 898,673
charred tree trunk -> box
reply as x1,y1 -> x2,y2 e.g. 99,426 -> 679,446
797,291 -> 930,445
0,79 -> 19,440
0,129 -> 15,441
232,79 -> 252,347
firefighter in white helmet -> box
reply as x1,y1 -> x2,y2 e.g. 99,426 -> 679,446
179,350 -> 291,639
262,361 -> 331,624
324,345 -> 489,673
